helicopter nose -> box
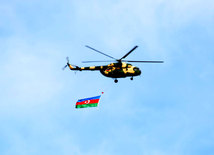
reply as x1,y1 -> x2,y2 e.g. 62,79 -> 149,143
134,67 -> 141,75
137,69 -> 141,75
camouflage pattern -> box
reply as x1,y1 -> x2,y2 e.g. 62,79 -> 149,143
68,62 -> 141,78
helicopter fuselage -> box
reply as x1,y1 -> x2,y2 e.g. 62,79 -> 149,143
68,62 -> 141,78
99,63 -> 141,78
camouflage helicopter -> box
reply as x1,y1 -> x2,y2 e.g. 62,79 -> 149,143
63,45 -> 164,83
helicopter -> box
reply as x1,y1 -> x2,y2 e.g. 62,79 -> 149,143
63,45 -> 164,83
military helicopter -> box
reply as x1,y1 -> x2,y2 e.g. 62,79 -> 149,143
63,45 -> 164,83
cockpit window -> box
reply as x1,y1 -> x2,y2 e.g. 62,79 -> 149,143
133,67 -> 138,71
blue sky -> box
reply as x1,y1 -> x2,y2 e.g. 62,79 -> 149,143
0,0 -> 214,154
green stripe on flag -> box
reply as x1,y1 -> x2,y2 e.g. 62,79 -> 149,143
76,103 -> 98,108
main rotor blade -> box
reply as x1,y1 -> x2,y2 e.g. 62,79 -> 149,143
123,60 -> 164,63
82,60 -> 114,63
85,45 -> 117,60
120,46 -> 138,60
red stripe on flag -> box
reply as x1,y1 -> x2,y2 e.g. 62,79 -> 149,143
76,99 -> 100,105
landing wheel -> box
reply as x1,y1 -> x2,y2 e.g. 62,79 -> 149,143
114,79 -> 118,83
130,77 -> 133,80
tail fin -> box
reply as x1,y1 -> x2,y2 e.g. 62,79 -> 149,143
68,64 -> 81,70
62,57 -> 81,71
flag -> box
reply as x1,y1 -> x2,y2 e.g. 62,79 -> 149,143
76,95 -> 101,108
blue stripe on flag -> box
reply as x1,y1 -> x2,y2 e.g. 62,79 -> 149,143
77,95 -> 101,102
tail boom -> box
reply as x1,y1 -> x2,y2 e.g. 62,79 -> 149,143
68,64 -> 106,71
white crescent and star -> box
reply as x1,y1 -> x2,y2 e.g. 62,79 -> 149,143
84,100 -> 90,104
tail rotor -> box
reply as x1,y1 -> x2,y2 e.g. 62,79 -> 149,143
62,57 -> 80,70
62,57 -> 70,70
66,57 -> 69,64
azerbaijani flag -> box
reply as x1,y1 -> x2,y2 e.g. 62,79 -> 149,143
76,95 -> 101,108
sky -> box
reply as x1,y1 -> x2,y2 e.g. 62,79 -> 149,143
0,0 -> 214,154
